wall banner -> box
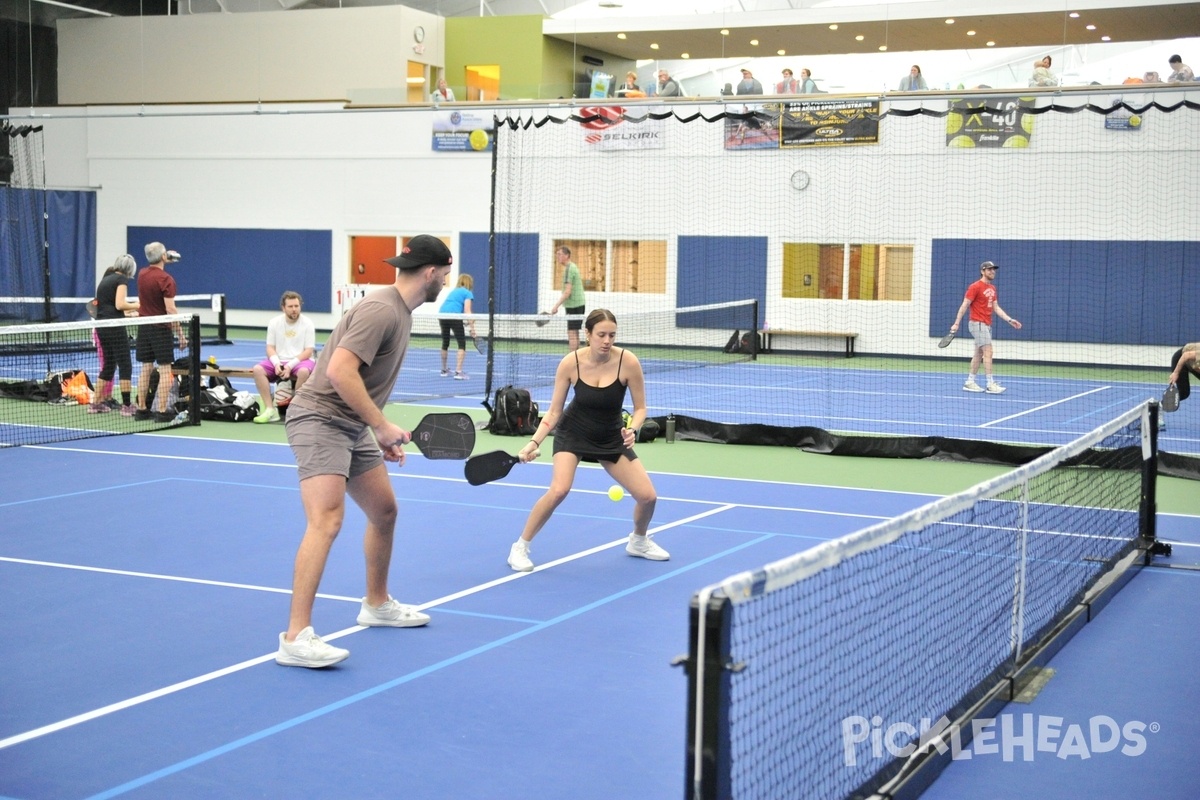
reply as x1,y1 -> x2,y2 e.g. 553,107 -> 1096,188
780,98 -> 880,148
946,96 -> 1036,148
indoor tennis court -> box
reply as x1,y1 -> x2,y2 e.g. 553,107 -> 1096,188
2,390 -> 1198,799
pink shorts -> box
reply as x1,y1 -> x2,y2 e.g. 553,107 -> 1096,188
258,358 -> 316,381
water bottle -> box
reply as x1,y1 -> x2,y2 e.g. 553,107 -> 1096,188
665,414 -> 676,443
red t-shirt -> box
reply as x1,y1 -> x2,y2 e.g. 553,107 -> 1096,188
964,279 -> 997,325
136,266 -> 177,318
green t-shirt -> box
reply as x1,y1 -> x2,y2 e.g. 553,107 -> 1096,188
563,261 -> 585,308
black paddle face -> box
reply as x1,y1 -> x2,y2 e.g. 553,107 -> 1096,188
411,412 -> 476,460
465,450 -> 520,486
1163,384 -> 1180,412
938,331 -> 956,348
535,312 -> 551,328
474,336 -> 487,356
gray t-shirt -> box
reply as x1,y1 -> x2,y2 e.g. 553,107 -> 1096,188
290,286 -> 412,422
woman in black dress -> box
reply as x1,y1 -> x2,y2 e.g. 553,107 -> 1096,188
507,309 -> 664,572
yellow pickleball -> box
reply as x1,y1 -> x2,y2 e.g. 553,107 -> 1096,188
469,129 -> 489,151
608,485 -> 624,502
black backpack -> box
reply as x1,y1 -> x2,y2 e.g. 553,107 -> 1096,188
487,385 -> 540,436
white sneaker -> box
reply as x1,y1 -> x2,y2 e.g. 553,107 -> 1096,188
440,370 -> 450,377
276,626 -> 349,668
357,596 -> 430,627
454,371 -> 468,381
985,382 -> 1006,394
508,539 -> 534,572
963,380 -> 984,393
626,533 -> 670,561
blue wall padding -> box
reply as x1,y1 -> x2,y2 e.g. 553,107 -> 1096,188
929,239 -> 1200,346
126,226 -> 333,312
677,235 -> 767,328
483,231 -> 540,314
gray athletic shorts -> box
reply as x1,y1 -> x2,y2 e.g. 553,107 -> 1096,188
968,320 -> 993,348
285,406 -> 383,481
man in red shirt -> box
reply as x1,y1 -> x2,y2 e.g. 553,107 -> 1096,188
135,242 -> 187,421
949,261 -> 1022,394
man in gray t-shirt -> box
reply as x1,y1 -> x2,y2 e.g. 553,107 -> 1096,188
276,234 -> 454,669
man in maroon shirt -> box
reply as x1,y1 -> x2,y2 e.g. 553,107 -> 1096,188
135,242 -> 187,422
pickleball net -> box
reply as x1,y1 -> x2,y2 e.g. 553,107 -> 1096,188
0,314 -> 201,447
395,299 -> 758,403
685,399 -> 1162,800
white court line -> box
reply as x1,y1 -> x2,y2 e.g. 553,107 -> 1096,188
979,386 -> 1111,427
0,504 -> 736,751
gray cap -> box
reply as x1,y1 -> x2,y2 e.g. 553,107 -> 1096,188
980,261 -> 999,271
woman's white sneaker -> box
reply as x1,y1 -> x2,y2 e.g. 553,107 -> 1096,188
276,626 -> 349,668
626,533 -> 670,561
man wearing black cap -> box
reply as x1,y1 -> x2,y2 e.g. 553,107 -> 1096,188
949,260 -> 1021,394
276,234 -> 453,668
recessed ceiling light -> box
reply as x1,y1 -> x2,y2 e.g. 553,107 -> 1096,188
855,34 -> 864,41
720,29 -> 729,35
1086,24 -> 1096,30
650,43 -> 658,49
750,39 -> 759,46
1069,11 -> 1080,18
986,41 -> 995,47
1101,35 -> 1110,41
966,30 -> 975,36
945,18 -> 954,24
829,24 -> 838,30
682,53 -> 690,58
777,49 -> 785,55
878,45 -> 887,51
616,33 -> 626,39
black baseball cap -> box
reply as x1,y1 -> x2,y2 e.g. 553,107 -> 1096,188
385,235 -> 453,270
980,261 -> 999,271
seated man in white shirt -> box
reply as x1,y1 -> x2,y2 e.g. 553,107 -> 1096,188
253,290 -> 317,423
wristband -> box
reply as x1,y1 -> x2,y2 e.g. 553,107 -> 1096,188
286,358 -> 300,370
270,355 -> 281,368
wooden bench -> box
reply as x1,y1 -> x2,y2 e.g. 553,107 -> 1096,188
761,330 -> 858,358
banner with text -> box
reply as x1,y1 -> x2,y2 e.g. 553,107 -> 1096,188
780,98 -> 880,148
946,96 -> 1036,148
432,110 -> 495,152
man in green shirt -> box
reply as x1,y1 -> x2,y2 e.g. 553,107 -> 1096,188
549,245 -> 585,351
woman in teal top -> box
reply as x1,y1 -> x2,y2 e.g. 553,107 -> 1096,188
438,274 -> 476,379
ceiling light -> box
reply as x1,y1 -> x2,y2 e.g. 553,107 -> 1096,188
750,39 -> 759,46
829,24 -> 838,30
1101,35 -> 1111,41
650,43 -> 658,49
945,18 -> 954,24
777,49 -> 786,55
720,29 -> 729,35
1086,24 -> 1095,30
682,53 -> 690,58
966,30 -> 975,36
878,45 -> 887,51
986,41 -> 995,47
405,77 -> 425,85
616,33 -> 626,39
1069,11 -> 1080,18
855,34 -> 864,41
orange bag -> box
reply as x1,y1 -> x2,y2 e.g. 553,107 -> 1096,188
61,371 -> 93,405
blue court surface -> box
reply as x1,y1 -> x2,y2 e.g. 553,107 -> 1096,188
2,430 -> 1198,800
200,336 -> 1200,454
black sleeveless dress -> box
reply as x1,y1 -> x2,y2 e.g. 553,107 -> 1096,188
552,350 -> 638,464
